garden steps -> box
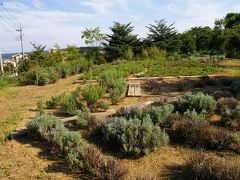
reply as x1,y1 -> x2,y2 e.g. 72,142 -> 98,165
127,83 -> 141,97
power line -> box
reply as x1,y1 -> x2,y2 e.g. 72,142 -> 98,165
0,5 -> 17,30
0,3 -> 19,26
0,20 -> 15,34
0,2 -> 25,71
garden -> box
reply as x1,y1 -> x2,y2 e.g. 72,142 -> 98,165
0,12 -> 240,180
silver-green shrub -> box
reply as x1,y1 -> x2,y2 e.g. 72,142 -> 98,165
76,108 -> 91,128
103,116 -> 169,157
184,109 -> 206,121
175,92 -> 216,114
148,104 -> 174,126
26,114 -> 59,139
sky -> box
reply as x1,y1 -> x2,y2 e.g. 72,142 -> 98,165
0,0 -> 239,53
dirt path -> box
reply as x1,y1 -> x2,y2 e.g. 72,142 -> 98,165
0,74 -> 81,138
0,74 -> 82,179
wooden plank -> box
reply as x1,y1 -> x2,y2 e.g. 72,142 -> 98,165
127,84 -> 135,96
127,83 -> 141,97
134,83 -> 141,96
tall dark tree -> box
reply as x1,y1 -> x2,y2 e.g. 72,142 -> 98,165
146,19 -> 180,52
179,32 -> 196,54
225,26 -> 240,58
212,12 -> 240,57
210,28 -> 227,55
224,12 -> 240,29
188,26 -> 213,52
103,22 -> 139,61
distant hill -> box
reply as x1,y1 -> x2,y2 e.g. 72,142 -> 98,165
2,53 -> 15,59
2,46 -> 104,60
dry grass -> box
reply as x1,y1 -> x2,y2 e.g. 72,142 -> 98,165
184,152 -> 240,180
83,145 -> 126,180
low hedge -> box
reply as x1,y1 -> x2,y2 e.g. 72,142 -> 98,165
26,115 -> 125,179
103,116 -> 169,157
175,92 -> 216,114
20,58 -> 91,86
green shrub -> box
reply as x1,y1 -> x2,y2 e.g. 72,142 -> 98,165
26,115 -> 59,139
98,70 -> 126,104
82,85 -> 105,106
95,101 -> 109,111
0,76 -> 17,89
148,104 -> 174,127
103,116 -> 169,157
115,106 -> 144,119
27,115 -> 85,169
98,70 -> 123,89
46,94 -> 63,109
110,80 -> 126,104
33,67 -> 50,85
47,67 -> 59,83
56,62 -> 72,78
27,115 -> 125,177
184,152 -> 240,180
175,92 -> 216,114
37,100 -> 45,116
20,66 -> 60,86
110,88 -> 122,105
76,108 -> 91,128
231,80 -> 240,94
61,94 -> 80,115
141,46 -> 166,60
125,47 -> 134,61
233,106 -> 240,119
183,109 -> 206,121
52,125 -> 84,168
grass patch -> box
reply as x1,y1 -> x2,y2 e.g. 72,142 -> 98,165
0,88 -> 19,100
0,111 -> 22,143
79,59 -> 221,80
0,162 -> 13,170
0,76 -> 17,90
36,171 -> 50,179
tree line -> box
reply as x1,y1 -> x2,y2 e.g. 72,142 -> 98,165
98,12 -> 239,62
4,12 -> 239,75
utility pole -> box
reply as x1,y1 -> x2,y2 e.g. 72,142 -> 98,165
16,24 -> 24,72
16,24 -> 24,59
0,48 -> 3,74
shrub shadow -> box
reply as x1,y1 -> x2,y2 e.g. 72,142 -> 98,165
15,135 -> 94,179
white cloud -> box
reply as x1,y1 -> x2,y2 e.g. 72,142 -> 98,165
4,1 -> 30,11
32,0 -> 44,9
1,0 -> 240,53
80,0 -> 128,15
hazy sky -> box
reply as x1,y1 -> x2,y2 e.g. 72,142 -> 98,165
0,0 -> 239,53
